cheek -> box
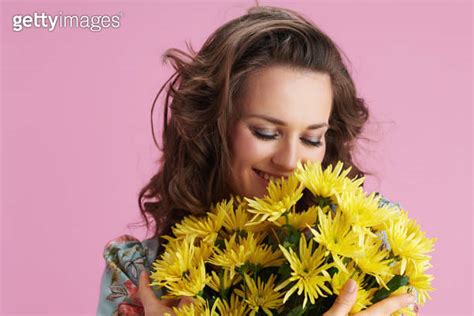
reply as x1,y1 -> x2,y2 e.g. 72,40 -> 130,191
318,142 -> 327,161
318,142 -> 327,160
303,143 -> 327,164
230,127 -> 267,167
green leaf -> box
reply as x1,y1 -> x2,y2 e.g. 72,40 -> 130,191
277,262 -> 291,279
214,238 -> 225,250
286,305 -> 306,316
316,196 -> 332,208
288,230 -> 300,245
372,275 -> 409,303
236,230 -> 248,238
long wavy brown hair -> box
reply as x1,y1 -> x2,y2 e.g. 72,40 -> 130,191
138,6 -> 369,238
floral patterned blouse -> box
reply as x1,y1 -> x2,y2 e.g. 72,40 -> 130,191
96,235 -> 162,316
96,194 -> 418,316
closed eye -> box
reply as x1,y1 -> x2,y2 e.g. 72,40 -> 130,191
301,138 -> 323,147
251,128 -> 278,140
250,126 -> 324,148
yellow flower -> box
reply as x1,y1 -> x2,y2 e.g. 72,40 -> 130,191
235,274 -> 284,316
354,237 -> 393,288
336,190 -> 398,233
207,234 -> 254,275
172,201 -> 227,244
275,206 -> 319,231
275,235 -> 333,307
246,175 -> 303,223
150,236 -> 211,298
207,269 -> 242,294
309,208 -> 364,272
249,244 -> 285,268
161,259 -> 210,298
166,297 -> 214,316
151,237 -> 197,283
331,264 -> 375,313
223,197 -> 268,234
385,211 -> 436,274
208,232 -> 283,277
404,262 -> 434,305
161,235 -> 214,263
213,294 -> 249,316
295,161 -> 364,198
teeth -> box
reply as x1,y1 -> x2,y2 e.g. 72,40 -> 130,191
256,169 -> 276,182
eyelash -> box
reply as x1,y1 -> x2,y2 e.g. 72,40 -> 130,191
251,129 -> 323,148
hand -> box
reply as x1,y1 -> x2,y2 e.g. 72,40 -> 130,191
323,279 -> 417,316
138,270 -> 194,315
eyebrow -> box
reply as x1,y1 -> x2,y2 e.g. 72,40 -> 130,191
245,114 -> 329,130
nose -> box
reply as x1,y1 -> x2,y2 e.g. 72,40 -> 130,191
270,137 -> 300,173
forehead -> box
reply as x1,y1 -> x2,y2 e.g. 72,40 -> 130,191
239,65 -> 333,123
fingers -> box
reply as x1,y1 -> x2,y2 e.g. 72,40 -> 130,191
177,296 -> 195,307
357,294 -> 416,316
138,270 -> 156,306
138,270 -> 173,314
323,279 -> 358,316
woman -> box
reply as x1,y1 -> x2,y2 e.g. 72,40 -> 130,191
97,5 -> 417,315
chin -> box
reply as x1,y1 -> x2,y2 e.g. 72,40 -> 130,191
245,186 -> 268,199
231,172 -> 268,198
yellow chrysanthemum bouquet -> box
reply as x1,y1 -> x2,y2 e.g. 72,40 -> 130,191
149,161 -> 435,315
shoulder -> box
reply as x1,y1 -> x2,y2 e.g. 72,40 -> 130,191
97,235 -> 161,316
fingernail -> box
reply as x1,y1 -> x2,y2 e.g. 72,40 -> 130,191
346,279 -> 356,293
413,303 -> 419,313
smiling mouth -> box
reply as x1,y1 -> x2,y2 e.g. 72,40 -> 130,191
253,168 -> 289,182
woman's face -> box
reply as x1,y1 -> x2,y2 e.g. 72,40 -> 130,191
229,65 -> 333,198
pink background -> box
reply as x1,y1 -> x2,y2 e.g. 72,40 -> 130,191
1,0 -> 472,315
